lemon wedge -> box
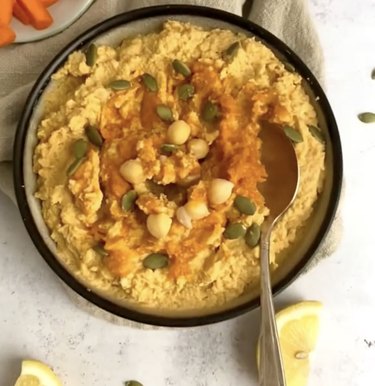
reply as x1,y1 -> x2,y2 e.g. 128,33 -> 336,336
257,301 -> 323,386
14,360 -> 63,386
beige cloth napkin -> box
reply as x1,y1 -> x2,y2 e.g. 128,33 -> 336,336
0,0 -> 341,325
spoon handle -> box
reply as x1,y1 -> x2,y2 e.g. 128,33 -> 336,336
259,223 -> 286,386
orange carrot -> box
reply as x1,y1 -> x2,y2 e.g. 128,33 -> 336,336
0,25 -> 16,47
18,0 -> 53,30
0,0 -> 14,25
13,1 -> 31,25
40,0 -> 58,6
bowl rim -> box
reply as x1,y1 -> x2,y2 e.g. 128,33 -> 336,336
13,4 -> 343,327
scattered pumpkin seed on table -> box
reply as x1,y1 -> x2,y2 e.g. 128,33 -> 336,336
108,79 -> 131,90
172,59 -> 191,77
284,126 -> 303,143
72,139 -> 88,159
202,101 -> 219,122
93,243 -> 109,257
177,83 -> 195,101
234,195 -> 256,215
156,104 -> 173,122
85,126 -> 103,147
223,223 -> 246,239
245,223 -> 261,248
143,253 -> 169,270
121,190 -> 138,212
85,44 -> 97,66
124,381 -> 143,386
67,157 -> 85,177
160,143 -> 178,155
358,112 -> 375,123
223,41 -> 240,58
371,68 -> 375,79
308,125 -> 325,143
142,73 -> 158,92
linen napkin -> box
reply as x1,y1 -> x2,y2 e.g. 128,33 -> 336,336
0,0 -> 341,322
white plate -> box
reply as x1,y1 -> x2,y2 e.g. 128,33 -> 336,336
11,0 -> 95,43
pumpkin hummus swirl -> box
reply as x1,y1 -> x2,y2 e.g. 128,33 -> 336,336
33,21 -> 325,310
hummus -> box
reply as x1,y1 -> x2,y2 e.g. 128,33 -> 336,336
33,21 -> 325,311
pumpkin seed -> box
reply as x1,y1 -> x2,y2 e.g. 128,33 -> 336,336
143,253 -> 169,270
223,41 -> 240,58
284,62 -> 295,72
371,68 -> 375,79
172,59 -> 191,77
202,101 -> 219,122
177,83 -> 195,101
156,104 -> 173,122
160,143 -> 178,155
234,195 -> 256,215
358,112 -> 375,123
85,126 -> 103,147
124,381 -> 143,386
142,73 -> 158,92
72,139 -> 88,159
308,125 -> 325,144
85,44 -> 97,66
223,223 -> 246,239
245,223 -> 261,248
67,157 -> 85,176
121,190 -> 138,212
108,79 -> 131,90
284,126 -> 303,143
93,243 -> 108,257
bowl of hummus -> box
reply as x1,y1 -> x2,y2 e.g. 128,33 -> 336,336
13,6 -> 342,326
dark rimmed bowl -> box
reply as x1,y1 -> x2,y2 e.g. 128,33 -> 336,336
13,5 -> 343,327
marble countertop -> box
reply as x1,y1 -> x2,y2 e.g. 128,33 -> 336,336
1,0 -> 375,385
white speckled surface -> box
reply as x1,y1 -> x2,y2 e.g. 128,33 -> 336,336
1,0 -> 375,385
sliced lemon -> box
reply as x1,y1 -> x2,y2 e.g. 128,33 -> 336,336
257,301 -> 323,386
14,360 -> 63,386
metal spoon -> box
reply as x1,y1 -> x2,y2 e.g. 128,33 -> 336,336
257,122 -> 300,386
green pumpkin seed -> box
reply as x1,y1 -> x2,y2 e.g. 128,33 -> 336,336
177,83 -> 195,101
85,44 -> 97,67
142,73 -> 158,92
234,195 -> 256,215
72,139 -> 88,159
143,253 -> 169,270
108,79 -> 131,91
284,62 -> 295,72
121,190 -> 138,212
245,223 -> 261,248
371,68 -> 375,79
85,126 -> 103,147
172,59 -> 191,77
223,41 -> 240,58
284,126 -> 303,143
67,157 -> 85,176
156,104 -> 173,122
308,125 -> 325,144
124,381 -> 143,386
93,243 -> 109,257
160,143 -> 178,155
358,112 -> 375,123
223,223 -> 246,240
202,101 -> 219,122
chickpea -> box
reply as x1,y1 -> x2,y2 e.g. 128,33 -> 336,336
167,120 -> 191,145
119,159 -> 145,184
184,200 -> 210,220
187,138 -> 209,160
208,178 -> 234,206
146,213 -> 172,239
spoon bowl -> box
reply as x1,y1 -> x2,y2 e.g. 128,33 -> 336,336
258,123 -> 300,386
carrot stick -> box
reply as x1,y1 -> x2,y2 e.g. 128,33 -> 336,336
0,25 -> 16,47
40,0 -> 58,6
0,0 -> 14,25
13,1 -> 31,25
18,0 -> 53,30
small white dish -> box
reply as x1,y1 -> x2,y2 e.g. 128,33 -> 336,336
11,0 -> 95,43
